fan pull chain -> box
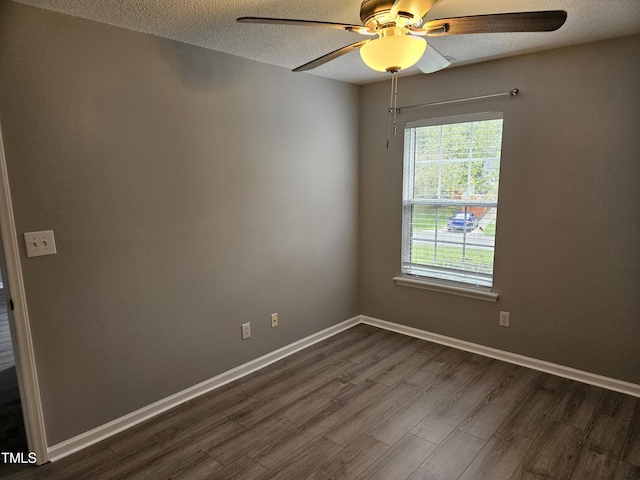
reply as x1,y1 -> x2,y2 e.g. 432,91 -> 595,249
386,71 -> 398,149
393,73 -> 398,135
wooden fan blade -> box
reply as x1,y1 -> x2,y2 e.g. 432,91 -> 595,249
293,40 -> 370,72
424,10 -> 567,35
416,45 -> 451,74
237,17 -> 373,35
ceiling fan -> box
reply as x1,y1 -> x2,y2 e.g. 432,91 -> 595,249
237,0 -> 568,75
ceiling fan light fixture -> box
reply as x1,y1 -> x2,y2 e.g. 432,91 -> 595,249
360,29 -> 427,72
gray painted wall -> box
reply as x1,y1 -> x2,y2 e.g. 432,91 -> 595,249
0,3 -> 359,445
360,35 -> 640,385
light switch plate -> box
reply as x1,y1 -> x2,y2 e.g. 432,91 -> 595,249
24,230 -> 57,258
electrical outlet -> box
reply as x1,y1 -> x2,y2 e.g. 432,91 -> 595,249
499,311 -> 510,327
271,313 -> 278,328
241,322 -> 251,340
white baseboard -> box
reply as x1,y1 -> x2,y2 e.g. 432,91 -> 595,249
47,316 -> 360,462
360,315 -> 640,398
48,313 -> 639,462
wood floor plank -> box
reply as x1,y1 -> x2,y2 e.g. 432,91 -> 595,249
307,435 -> 390,480
563,413 -> 631,480
104,390 -> 258,453
172,455 -> 223,479
501,374 -> 570,440
509,419 -> 581,480
254,435 -> 343,480
622,401 -> 640,467
458,366 -> 541,441
246,412 -> 332,469
229,462 -> 269,480
92,418 -> 245,479
343,330 -> 406,364
332,328 -> 400,363
256,324 -> 377,378
210,379 -> 387,468
422,347 -> 477,375
229,359 -> 353,428
206,455 -> 267,480
368,353 -> 488,446
243,332 -> 378,402
246,392 -> 353,467
268,378 -> 355,428
345,336 -> 425,385
562,448 -> 618,480
583,414 -> 632,459
243,353 -> 346,400
459,428 -> 533,480
207,414 -> 293,466
246,379 -> 389,468
323,369 -> 434,446
407,430 -> 486,480
124,450 -> 216,480
356,433 -> 437,480
411,359 -> 516,444
550,381 -> 604,431
613,461 -> 640,480
102,402 -> 192,453
367,341 -> 447,387
307,378 -> 389,431
597,390 -> 638,423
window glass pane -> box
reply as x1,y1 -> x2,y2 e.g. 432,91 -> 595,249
413,163 -> 439,199
402,114 -> 503,288
440,161 -> 469,198
407,205 -> 495,273
442,123 -> 472,159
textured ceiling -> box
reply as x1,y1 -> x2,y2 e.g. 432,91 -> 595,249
13,0 -> 640,84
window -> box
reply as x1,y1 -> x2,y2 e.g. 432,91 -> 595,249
401,112 -> 504,289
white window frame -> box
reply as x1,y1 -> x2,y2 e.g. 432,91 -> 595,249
397,112 -> 503,299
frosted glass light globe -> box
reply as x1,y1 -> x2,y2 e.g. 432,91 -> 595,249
360,34 -> 427,72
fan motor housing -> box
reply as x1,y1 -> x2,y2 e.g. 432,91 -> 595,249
361,0 -> 425,28
361,0 -> 402,27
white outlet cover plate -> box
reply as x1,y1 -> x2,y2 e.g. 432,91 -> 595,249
24,230 -> 57,258
241,322 -> 251,340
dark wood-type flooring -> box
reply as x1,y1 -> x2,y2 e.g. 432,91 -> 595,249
0,287 -> 29,461
0,289 -> 19,403
4,324 -> 640,479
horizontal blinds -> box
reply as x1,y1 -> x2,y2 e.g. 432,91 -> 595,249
406,111 -> 503,129
401,113 -> 504,288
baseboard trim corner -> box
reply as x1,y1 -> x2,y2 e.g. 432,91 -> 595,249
359,315 -> 640,398
47,315 -> 360,462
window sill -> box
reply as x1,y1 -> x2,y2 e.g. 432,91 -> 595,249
393,276 -> 499,302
